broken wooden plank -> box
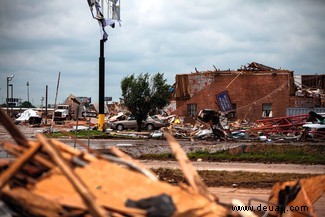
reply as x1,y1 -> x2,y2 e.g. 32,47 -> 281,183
0,141 -> 42,190
2,141 -> 55,169
1,187 -> 65,217
0,107 -> 28,147
163,128 -> 217,202
50,138 -> 97,163
300,185 -> 317,217
37,133 -> 109,217
105,146 -> 158,181
268,174 -> 325,217
32,158 -> 229,216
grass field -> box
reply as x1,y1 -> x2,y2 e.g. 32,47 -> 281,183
139,144 -> 325,165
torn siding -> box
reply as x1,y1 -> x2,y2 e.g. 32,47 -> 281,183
174,74 -> 190,99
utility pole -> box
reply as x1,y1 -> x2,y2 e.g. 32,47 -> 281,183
98,38 -> 105,130
26,81 -> 30,107
45,85 -> 48,124
41,97 -> 44,111
87,0 -> 121,131
6,75 -> 14,115
51,72 -> 61,133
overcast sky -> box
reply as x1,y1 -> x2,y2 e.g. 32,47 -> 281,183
0,0 -> 324,106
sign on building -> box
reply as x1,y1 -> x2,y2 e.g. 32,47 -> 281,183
77,97 -> 91,104
215,91 -> 233,112
104,97 -> 112,101
6,98 -> 19,103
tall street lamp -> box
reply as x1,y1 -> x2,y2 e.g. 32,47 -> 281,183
6,75 -> 14,114
9,84 -> 13,99
87,0 -> 121,131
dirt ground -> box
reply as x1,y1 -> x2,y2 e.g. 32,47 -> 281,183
143,160 -> 325,173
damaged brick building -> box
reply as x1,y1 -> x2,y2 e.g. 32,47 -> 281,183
172,62 -> 297,121
290,74 -> 325,111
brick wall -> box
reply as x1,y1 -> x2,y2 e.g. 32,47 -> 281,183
174,72 -> 292,121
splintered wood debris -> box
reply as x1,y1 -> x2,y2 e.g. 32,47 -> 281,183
0,107 -> 324,217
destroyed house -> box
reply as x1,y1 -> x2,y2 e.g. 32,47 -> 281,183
172,62 -> 296,121
290,74 -> 325,110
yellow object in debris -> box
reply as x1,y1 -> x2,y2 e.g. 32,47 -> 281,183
98,114 -> 105,131
174,117 -> 181,124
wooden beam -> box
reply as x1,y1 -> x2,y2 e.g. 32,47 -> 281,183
37,133 -> 109,217
2,141 -> 55,169
107,146 -> 158,181
0,107 -> 28,147
0,141 -> 42,190
50,139 -> 97,163
2,187 -> 64,217
163,129 -> 216,202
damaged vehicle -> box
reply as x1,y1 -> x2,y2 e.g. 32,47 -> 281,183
108,115 -> 169,131
15,109 -> 42,126
302,123 -> 325,140
302,111 -> 325,140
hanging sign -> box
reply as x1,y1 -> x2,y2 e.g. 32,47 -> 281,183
215,91 -> 233,112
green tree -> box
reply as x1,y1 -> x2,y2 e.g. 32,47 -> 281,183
121,73 -> 171,131
21,101 -> 33,108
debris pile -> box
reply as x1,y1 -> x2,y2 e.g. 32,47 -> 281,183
1,109 -> 229,216
15,108 -> 42,126
0,107 -> 324,216
12,106 -> 325,142
164,111 -> 325,142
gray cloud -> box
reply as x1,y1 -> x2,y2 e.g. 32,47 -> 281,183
0,0 -> 324,106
